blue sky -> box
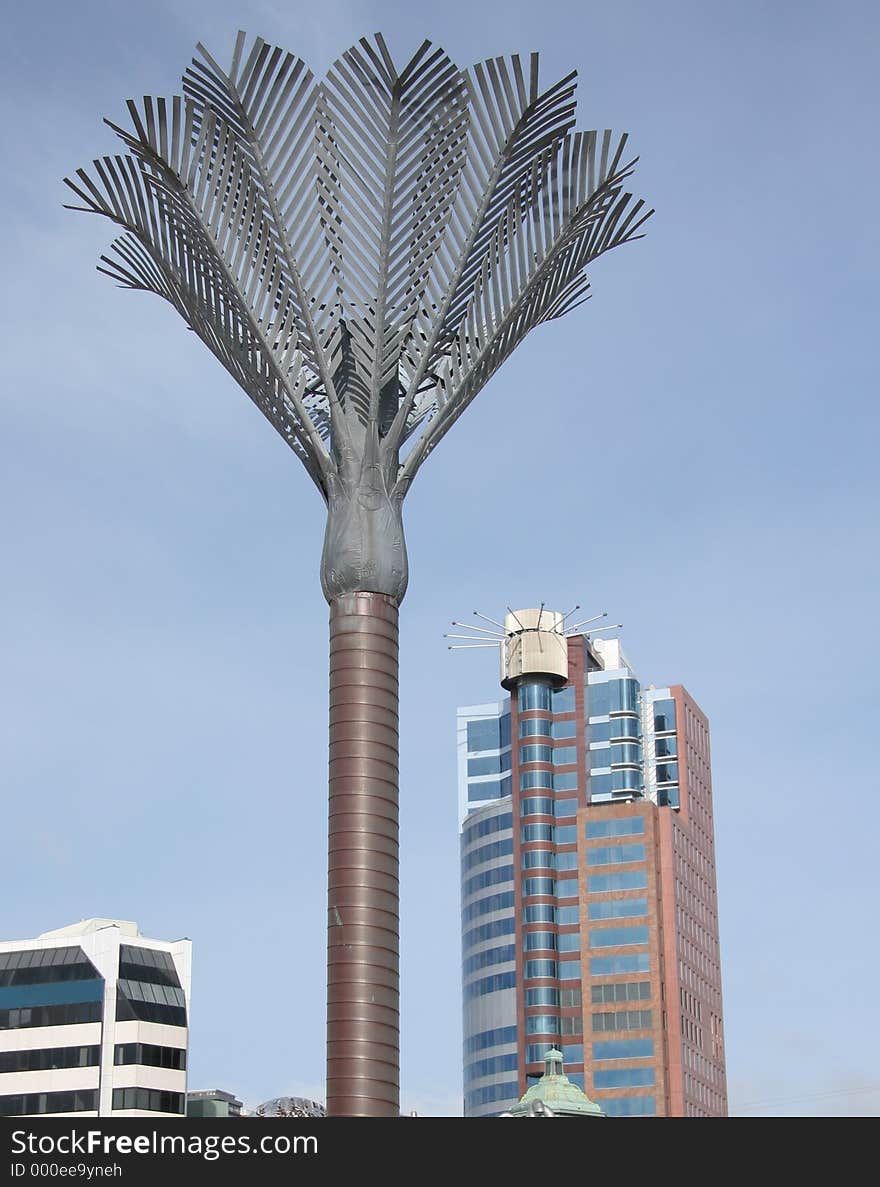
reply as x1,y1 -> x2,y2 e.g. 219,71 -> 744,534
1,0 -> 878,1116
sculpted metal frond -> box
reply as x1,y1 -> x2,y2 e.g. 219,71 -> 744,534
66,29 -> 652,1120
66,31 -> 651,599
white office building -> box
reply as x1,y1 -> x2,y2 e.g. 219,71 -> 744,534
0,918 -> 191,1117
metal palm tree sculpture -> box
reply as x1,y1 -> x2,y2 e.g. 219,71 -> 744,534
66,31 -> 651,1116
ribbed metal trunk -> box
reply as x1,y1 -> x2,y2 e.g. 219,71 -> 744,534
326,592 -> 400,1116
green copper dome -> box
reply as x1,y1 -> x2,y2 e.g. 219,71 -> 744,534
505,1049 -> 606,1118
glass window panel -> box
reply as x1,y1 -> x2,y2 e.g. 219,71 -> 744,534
590,953 -> 651,977
520,744 -> 553,765
519,683 -> 552,712
656,762 -> 679,784
587,719 -> 611,742
653,699 -> 676,732
467,719 -> 502,752
592,1038 -> 654,1061
525,987 -> 560,1007
522,904 -> 556,925
525,1015 -> 560,1035
551,719 -> 577,739
589,747 -> 612,771
589,926 -> 649,948
523,931 -> 557,951
521,797 -> 554,816
525,960 -> 557,979
519,718 -> 551,738
522,849 -> 555,870
551,686 -> 576,712
553,746 -> 577,765
586,843 -> 645,866
588,871 -> 648,893
468,754 -> 503,776
588,898 -> 647,920
520,771 -> 554,790
521,824 -> 554,843
463,812 -> 513,846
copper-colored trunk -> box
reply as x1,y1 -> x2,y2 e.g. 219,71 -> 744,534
326,592 -> 400,1116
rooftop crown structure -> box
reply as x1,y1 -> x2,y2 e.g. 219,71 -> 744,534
66,30 -> 651,1116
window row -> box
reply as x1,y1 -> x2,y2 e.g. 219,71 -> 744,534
463,971 -> 516,1001
588,898 -> 647,921
522,849 -> 554,869
525,1014 -> 559,1035
592,981 -> 651,1004
462,1026 -> 518,1056
588,770 -> 642,795
524,959 -> 556,979
0,980 -> 104,1012
592,1009 -> 653,1032
587,843 -> 646,867
589,870 -> 647,894
463,1052 -> 518,1083
0,1090 -> 97,1115
119,946 -> 177,974
590,926 -> 649,949
0,1001 -> 102,1031
463,944 -> 516,976
518,684 -> 576,713
0,953 -> 99,989
115,990 -> 186,1029
462,917 -> 515,952
462,811 -> 512,847
462,891 -> 515,923
602,1096 -> 656,1116
518,744 -> 578,766
0,947 -> 86,972
586,817 -> 645,839
594,1067 -> 655,1089
587,717 -> 640,743
112,1087 -> 185,1114
0,1045 -> 100,1073
592,1038 -> 654,1061
114,1043 -> 186,1071
463,837 -> 513,872
463,865 -> 514,897
591,953 -> 651,977
589,744 -> 641,770
117,978 -> 185,1008
464,1081 -> 519,1111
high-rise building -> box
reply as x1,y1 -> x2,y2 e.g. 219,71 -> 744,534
0,918 -> 191,1117
458,610 -> 727,1118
